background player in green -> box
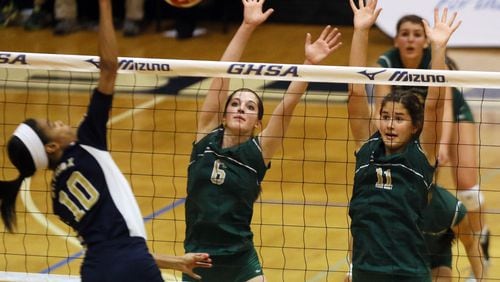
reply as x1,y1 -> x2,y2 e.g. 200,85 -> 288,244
374,9 -> 490,267
346,0 -> 459,280
422,185 -> 486,281
183,0 -> 342,281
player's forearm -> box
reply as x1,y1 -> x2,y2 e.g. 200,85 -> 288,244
220,23 -> 257,62
153,253 -> 185,270
97,0 -> 118,94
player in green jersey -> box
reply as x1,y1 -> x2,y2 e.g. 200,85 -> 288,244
183,0 -> 342,281
374,11 -> 489,266
346,0 -> 460,280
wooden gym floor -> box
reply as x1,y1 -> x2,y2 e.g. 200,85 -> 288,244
0,20 -> 499,281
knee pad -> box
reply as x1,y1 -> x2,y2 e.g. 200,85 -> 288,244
457,185 -> 483,211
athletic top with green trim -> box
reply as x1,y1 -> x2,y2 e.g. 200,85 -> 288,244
349,131 -> 435,276
185,125 -> 268,255
421,185 -> 467,258
377,48 -> 474,122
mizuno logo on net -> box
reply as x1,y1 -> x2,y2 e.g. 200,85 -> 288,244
85,58 -> 171,72
358,69 -> 446,84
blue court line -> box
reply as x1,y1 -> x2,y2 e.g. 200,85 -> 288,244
39,198 -> 186,274
143,198 -> 186,221
40,251 -> 85,275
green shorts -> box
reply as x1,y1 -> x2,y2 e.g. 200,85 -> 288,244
352,269 -> 431,282
428,250 -> 452,269
452,88 -> 474,122
426,234 -> 454,269
182,247 -> 263,282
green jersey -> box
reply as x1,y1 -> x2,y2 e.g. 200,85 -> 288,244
185,126 -> 268,255
377,48 -> 474,122
349,132 -> 435,278
421,185 -> 467,268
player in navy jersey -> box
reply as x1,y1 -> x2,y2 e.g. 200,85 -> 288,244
0,0 -> 211,281
182,0 -> 342,281
346,0 -> 460,280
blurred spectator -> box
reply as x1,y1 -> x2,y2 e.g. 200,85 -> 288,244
24,0 -> 146,36
24,0 -> 52,30
0,0 -> 18,26
161,3 -> 206,39
121,0 -> 145,36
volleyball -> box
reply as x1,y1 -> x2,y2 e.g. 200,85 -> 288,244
165,0 -> 203,8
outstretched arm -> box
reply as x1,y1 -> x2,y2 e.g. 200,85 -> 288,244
420,8 -> 461,164
154,253 -> 212,280
196,0 -> 274,141
347,0 -> 382,149
260,26 -> 342,163
437,86 -> 454,165
97,0 -> 118,95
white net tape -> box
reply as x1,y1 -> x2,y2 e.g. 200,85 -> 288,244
2,51 -> 500,88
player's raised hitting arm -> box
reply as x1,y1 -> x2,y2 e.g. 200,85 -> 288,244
97,0 -> 118,96
196,0 -> 273,141
260,26 -> 342,163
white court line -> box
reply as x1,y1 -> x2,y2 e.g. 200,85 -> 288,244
107,95 -> 170,125
0,272 -> 181,282
18,95 -> 180,281
306,259 -> 348,282
0,271 -> 80,282
19,178 -> 81,247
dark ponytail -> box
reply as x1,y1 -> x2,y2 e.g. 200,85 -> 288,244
0,133 -> 37,233
0,177 -> 24,233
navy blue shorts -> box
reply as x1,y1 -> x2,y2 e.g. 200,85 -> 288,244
81,237 -> 163,282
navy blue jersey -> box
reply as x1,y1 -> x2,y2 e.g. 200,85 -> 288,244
51,89 -> 146,246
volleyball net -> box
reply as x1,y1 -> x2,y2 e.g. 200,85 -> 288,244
0,52 -> 498,281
